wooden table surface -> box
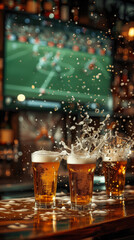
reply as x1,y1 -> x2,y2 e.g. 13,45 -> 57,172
0,186 -> 134,240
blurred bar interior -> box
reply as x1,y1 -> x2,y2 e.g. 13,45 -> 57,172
0,0 -> 134,200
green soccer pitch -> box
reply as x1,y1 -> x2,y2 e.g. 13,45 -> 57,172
4,40 -> 112,105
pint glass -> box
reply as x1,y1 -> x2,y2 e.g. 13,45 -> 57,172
103,159 -> 127,199
102,136 -> 130,199
31,150 -> 60,209
67,153 -> 96,210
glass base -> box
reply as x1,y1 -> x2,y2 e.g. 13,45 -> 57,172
34,201 -> 55,209
107,193 -> 124,200
71,202 -> 91,211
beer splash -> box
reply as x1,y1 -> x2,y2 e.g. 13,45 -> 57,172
101,133 -> 132,162
60,114 -> 111,163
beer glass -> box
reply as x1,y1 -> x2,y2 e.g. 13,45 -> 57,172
103,159 -> 127,199
102,136 -> 130,199
67,153 -> 96,210
31,150 -> 60,209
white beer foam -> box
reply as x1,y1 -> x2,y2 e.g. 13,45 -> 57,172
102,148 -> 129,162
102,134 -> 132,163
103,156 -> 123,162
31,150 -> 60,163
67,152 -> 97,164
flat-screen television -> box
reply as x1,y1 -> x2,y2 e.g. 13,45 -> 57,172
3,10 -> 113,115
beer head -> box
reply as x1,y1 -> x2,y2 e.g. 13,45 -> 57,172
67,152 -> 97,164
31,150 -> 61,163
102,136 -> 131,162
103,148 -> 124,162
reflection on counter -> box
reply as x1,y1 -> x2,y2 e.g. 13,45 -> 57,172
33,207 -> 93,235
0,189 -> 134,240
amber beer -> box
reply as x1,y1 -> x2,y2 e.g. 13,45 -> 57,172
34,209 -> 57,233
103,160 -> 127,198
32,150 -> 60,208
67,153 -> 96,210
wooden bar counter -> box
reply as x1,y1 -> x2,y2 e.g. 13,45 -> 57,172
0,186 -> 134,240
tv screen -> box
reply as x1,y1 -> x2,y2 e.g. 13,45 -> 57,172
3,10 -> 113,115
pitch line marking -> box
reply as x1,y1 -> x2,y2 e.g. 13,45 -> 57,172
5,84 -> 108,103
41,71 -> 55,89
7,49 -> 31,61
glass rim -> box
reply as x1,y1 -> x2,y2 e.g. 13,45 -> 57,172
102,158 -> 127,162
